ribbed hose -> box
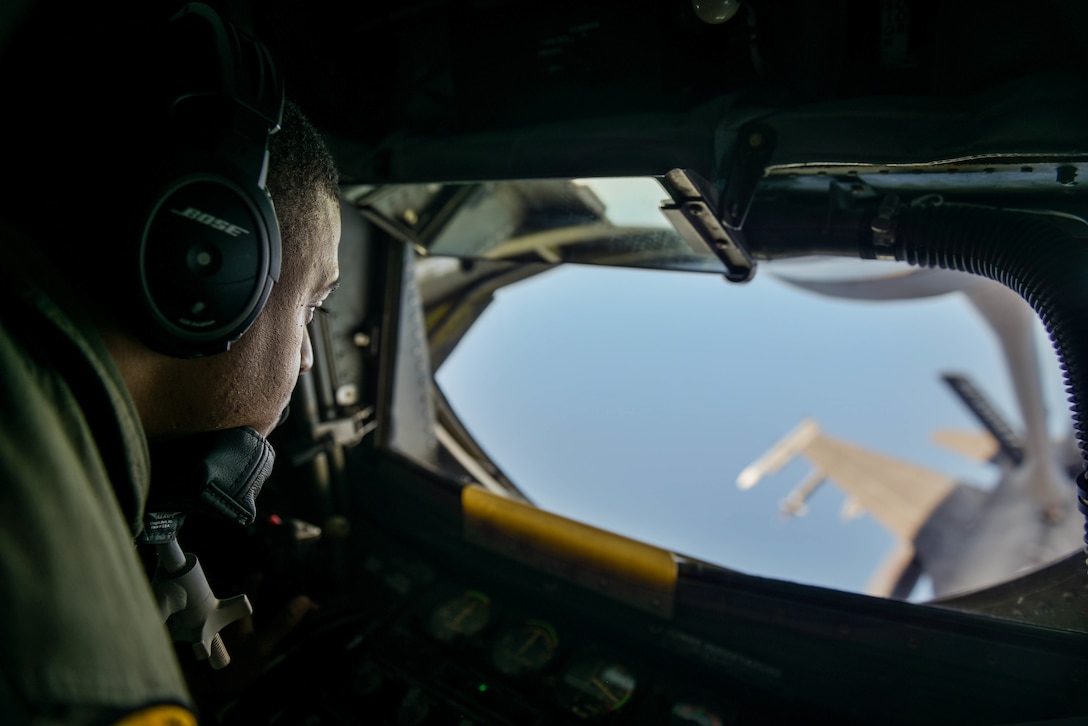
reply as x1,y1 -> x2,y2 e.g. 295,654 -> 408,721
891,204 -> 1088,563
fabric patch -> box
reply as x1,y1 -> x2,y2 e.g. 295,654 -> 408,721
113,703 -> 197,726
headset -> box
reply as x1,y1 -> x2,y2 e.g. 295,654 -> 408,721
138,2 -> 284,358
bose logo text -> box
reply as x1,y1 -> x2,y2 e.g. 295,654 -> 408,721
171,207 -> 251,237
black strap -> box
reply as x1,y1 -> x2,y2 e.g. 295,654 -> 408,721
143,427 -> 275,535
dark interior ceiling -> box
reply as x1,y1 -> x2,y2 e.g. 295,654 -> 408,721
248,0 -> 1088,184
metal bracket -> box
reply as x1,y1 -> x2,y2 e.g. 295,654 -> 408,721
721,122 -> 777,229
660,168 -> 756,282
314,405 -> 378,449
870,193 -> 903,260
292,406 -> 377,466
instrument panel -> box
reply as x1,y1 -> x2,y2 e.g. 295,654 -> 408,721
214,463 -> 1088,726
217,531 -> 789,726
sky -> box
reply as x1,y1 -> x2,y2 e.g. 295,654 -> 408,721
433,259 -> 1072,600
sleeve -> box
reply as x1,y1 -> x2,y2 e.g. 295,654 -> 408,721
0,323 -> 194,723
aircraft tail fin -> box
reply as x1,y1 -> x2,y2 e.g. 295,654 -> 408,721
931,428 -> 1000,464
941,373 -> 1023,466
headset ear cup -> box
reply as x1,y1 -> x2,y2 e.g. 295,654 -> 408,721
139,166 -> 281,358
135,3 -> 284,358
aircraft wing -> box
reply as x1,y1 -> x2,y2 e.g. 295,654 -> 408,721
798,430 -> 958,542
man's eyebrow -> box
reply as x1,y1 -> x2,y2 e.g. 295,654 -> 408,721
322,280 -> 341,296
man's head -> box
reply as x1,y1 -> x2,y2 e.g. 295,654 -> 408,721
0,4 -> 341,439
116,99 -> 342,439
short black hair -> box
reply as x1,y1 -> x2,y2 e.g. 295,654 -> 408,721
267,99 -> 341,258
